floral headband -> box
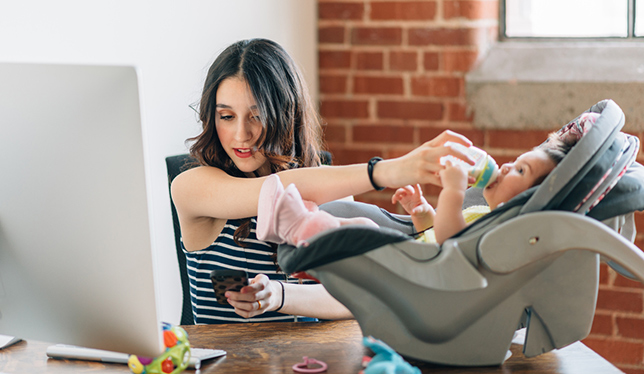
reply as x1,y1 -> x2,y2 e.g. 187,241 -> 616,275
556,112 -> 601,143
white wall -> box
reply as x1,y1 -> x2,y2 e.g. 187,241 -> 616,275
0,0 -> 317,324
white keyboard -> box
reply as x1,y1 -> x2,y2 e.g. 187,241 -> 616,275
46,344 -> 226,369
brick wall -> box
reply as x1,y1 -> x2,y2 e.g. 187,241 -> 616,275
317,1 -> 644,373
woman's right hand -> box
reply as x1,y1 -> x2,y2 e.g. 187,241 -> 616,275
226,274 -> 283,318
374,130 -> 475,188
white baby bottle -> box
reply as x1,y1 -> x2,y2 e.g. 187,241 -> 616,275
442,142 -> 499,188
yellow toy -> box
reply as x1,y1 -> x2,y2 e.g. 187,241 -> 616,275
128,323 -> 191,374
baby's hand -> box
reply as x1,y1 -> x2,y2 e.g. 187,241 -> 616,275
392,184 -> 426,213
392,184 -> 436,230
439,161 -> 469,192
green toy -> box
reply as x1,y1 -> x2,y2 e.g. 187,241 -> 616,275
128,323 -> 191,374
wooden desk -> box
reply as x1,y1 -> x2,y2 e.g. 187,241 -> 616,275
0,320 -> 623,373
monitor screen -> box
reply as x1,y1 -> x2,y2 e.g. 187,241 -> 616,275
0,62 -> 163,357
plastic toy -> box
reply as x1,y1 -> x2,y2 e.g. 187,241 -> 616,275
292,356 -> 328,373
128,322 -> 191,374
360,336 -> 420,374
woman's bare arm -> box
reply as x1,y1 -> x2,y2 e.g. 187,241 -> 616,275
172,130 -> 473,220
171,130 -> 474,250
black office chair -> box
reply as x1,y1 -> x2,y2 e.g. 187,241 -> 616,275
166,151 -> 333,325
166,154 -> 199,325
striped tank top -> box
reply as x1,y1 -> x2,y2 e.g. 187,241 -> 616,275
183,217 -> 317,324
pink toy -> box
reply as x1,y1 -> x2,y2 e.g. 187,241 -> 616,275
292,356 -> 328,373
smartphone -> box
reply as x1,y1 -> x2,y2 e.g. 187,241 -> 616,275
210,269 -> 249,305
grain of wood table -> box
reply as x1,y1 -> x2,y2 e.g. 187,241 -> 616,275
0,319 -> 623,373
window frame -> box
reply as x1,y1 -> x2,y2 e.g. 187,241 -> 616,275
499,0 -> 642,41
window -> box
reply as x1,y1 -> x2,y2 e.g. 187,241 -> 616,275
468,0 -> 644,132
503,0 -> 641,39
637,1 -> 644,35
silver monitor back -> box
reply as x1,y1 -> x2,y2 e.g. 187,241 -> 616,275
0,62 -> 163,357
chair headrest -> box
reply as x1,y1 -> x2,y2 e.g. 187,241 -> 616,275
521,99 -> 626,215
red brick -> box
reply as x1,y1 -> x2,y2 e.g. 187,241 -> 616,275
617,316 -> 644,339
615,272 -> 644,289
319,50 -> 352,69
353,76 -> 404,95
319,2 -> 364,20
356,52 -> 384,70
319,74 -> 348,94
447,102 -> 473,122
582,337 -> 644,365
490,154 -> 516,166
322,123 -> 347,143
599,263 -> 610,285
386,147 -> 416,159
352,27 -> 403,46
419,127 -> 484,147
371,1 -> 437,20
354,190 -> 396,211
590,313 -> 614,336
490,152 -> 516,166
377,100 -> 443,120
319,26 -> 345,44
621,367 -> 644,374
635,211 -> 644,232
444,0 -> 499,20
390,51 -> 417,71
326,147 -> 382,165
353,125 -> 414,144
423,52 -> 440,71
636,237 -> 644,254
410,77 -> 432,96
596,288 -> 643,313
320,99 -> 370,119
443,50 -> 479,72
488,130 -> 551,149
418,127 -> 452,142
411,76 -> 462,97
409,27 -> 477,46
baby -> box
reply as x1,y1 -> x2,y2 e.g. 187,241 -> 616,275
394,140 -> 565,243
257,114 -> 593,247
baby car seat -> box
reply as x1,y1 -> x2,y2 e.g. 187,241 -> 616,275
277,99 -> 644,366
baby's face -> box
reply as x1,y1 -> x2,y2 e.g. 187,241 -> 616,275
483,150 -> 556,210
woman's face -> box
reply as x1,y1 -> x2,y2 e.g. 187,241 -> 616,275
483,150 -> 556,210
215,77 -> 269,176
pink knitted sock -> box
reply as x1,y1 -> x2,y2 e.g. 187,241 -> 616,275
256,174 -> 285,243
274,184 -> 316,245
292,210 -> 342,246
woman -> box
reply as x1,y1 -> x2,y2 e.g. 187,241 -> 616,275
171,38 -> 473,323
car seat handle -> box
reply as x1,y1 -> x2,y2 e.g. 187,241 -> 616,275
478,211 -> 644,283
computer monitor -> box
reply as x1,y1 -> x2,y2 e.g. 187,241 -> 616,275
0,62 -> 164,357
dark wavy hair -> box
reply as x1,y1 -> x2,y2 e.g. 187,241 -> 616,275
188,38 -> 325,245
190,38 -> 324,175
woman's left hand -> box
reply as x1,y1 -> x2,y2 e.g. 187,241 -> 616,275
225,274 -> 282,318
374,130 -> 474,189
